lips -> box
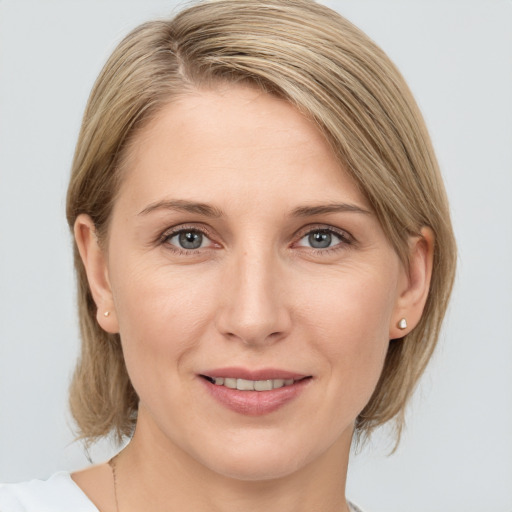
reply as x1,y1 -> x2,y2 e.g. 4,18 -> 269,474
199,367 -> 312,416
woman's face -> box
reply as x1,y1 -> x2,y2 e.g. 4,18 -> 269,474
91,85 -> 411,480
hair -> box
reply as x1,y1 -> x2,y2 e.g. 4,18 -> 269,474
66,0 -> 456,446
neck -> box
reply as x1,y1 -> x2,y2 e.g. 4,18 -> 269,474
114,413 -> 353,512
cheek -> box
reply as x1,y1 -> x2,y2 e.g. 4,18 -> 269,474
305,263 -> 397,345
304,268 -> 397,408
109,259 -> 215,377
109,268 -> 218,428
112,248 -> 209,324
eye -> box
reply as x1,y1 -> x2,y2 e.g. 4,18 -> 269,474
165,229 -> 212,250
296,228 -> 350,250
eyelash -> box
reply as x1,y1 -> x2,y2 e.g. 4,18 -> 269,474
158,224 -> 218,256
158,224 -> 354,256
294,225 -> 354,255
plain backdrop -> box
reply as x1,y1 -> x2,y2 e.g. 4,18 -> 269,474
1,1 -> 511,511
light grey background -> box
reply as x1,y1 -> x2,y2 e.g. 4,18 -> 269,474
1,1 -> 511,511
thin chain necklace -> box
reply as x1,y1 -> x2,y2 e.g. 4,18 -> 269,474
108,455 -> 351,512
108,456 -> 120,512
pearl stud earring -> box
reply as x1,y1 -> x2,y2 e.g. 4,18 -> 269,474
104,311 -> 111,317
398,318 -> 407,330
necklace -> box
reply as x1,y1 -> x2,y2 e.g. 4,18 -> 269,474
108,455 -> 351,512
108,456 -> 120,512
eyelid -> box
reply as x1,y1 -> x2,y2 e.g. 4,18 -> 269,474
158,224 -> 220,249
293,224 -> 354,244
156,222 -> 354,255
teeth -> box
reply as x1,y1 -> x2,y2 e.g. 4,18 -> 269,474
211,377 -> 299,391
224,378 -> 237,389
254,380 -> 272,391
273,379 -> 285,389
237,378 -> 255,391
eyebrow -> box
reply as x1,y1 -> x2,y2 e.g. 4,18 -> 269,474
291,203 -> 371,217
138,199 -> 371,218
138,199 -> 223,217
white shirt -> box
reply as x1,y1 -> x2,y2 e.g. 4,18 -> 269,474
0,472 -> 365,511
0,472 -> 97,511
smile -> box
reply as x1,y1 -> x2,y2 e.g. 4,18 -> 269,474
201,375 -> 303,391
200,373 -> 312,416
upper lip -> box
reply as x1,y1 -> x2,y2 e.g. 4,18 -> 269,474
199,367 -> 309,381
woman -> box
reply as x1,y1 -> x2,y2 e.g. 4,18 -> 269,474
0,0 -> 456,511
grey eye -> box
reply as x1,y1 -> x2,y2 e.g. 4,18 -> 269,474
296,228 -> 349,251
166,230 -> 209,250
308,231 -> 333,249
178,231 -> 203,249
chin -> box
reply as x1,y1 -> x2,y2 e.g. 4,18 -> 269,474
191,431 -> 323,482
206,453 -> 308,482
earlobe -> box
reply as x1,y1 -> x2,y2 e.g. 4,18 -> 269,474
74,214 -> 119,334
389,227 -> 434,339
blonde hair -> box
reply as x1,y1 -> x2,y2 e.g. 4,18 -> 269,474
66,0 -> 456,445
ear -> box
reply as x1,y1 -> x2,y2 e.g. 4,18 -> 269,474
389,227 -> 434,339
74,214 -> 119,334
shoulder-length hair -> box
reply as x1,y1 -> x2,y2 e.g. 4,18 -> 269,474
66,0 -> 456,445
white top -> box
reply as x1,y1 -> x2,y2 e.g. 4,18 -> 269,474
0,472 -> 98,511
0,472 -> 365,511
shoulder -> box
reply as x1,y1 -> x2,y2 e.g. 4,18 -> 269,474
0,472 -> 99,512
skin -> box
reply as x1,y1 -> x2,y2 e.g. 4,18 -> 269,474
72,84 -> 433,512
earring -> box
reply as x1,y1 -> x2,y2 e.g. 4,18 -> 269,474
398,318 -> 407,330
104,311 -> 111,317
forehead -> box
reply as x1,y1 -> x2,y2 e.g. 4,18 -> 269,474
116,84 -> 369,214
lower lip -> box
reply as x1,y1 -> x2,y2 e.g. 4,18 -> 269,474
201,377 -> 311,416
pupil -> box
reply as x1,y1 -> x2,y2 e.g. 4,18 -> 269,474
179,231 -> 202,249
309,231 -> 331,249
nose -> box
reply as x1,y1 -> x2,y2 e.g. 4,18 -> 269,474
215,247 -> 292,347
